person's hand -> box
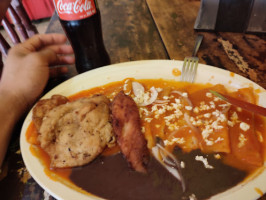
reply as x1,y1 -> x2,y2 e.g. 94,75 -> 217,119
0,33 -> 75,113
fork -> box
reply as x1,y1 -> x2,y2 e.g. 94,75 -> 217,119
152,138 -> 186,192
180,35 -> 203,82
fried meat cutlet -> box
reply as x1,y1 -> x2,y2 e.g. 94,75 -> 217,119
111,91 -> 149,173
37,94 -> 115,168
32,95 -> 69,131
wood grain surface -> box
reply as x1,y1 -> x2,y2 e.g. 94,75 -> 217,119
146,0 -> 266,88
99,0 -> 168,63
47,0 -> 168,65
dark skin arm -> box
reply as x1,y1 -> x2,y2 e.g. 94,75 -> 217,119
0,33 -> 74,167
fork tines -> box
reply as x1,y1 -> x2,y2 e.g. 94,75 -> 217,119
180,57 -> 199,83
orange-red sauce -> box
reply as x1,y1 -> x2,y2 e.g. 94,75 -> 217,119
230,72 -> 235,77
26,122 -> 72,181
26,78 -> 266,192
172,68 -> 182,77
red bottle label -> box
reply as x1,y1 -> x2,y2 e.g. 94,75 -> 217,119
54,0 -> 97,21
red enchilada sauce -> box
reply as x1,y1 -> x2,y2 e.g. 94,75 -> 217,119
26,79 -> 266,199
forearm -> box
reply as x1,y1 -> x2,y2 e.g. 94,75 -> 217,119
0,89 -> 26,167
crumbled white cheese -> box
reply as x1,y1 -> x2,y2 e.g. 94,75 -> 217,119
205,140 -> 214,146
164,114 -> 176,122
214,154 -> 221,159
195,120 -> 203,126
206,92 -> 213,98
164,137 -> 185,146
236,107 -> 242,112
174,109 -> 183,118
151,105 -> 158,112
195,155 -> 214,169
182,92 -> 188,97
212,110 -> 220,117
238,133 -> 247,148
185,106 -> 192,111
217,113 -> 226,122
227,120 -> 234,127
168,124 -> 179,131
211,121 -> 223,130
214,97 -> 220,102
199,102 -> 211,111
155,107 -> 166,115
144,118 -> 153,123
231,112 -> 238,121
180,161 -> 185,168
240,122 -> 250,131
215,137 -> 224,143
193,107 -> 199,113
210,101 -> 216,109
175,98 -> 181,104
218,103 -> 230,109
156,87 -> 163,92
139,107 -> 150,116
256,131 -> 264,143
189,194 -> 197,200
203,113 -> 211,118
202,125 -> 213,139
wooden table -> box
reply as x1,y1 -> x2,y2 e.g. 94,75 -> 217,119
0,0 -> 265,199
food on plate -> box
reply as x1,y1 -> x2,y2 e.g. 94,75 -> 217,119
111,91 -> 149,173
26,78 -> 266,200
32,95 -> 69,131
188,84 -> 231,153
228,88 -> 263,167
34,94 -> 115,168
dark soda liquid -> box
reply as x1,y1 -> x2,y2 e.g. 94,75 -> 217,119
60,10 -> 110,73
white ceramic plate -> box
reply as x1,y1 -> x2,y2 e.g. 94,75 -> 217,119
20,60 -> 266,200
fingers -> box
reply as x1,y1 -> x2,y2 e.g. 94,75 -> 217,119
44,44 -> 75,65
36,48 -> 74,66
17,34 -> 68,52
46,44 -> 74,55
36,48 -> 58,64
57,55 -> 75,65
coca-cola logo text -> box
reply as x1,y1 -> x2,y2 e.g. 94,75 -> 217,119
56,0 -> 94,14
54,0 -> 97,20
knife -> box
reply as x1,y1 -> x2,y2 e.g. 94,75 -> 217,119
210,90 -> 266,116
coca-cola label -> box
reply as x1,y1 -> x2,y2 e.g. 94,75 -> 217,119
54,0 -> 97,21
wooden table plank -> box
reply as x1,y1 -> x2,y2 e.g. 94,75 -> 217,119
146,0 -> 200,60
100,0 -> 168,63
146,0 -> 266,88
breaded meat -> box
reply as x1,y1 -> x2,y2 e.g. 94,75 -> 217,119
32,95 -> 69,131
38,94 -> 115,168
111,91 -> 149,173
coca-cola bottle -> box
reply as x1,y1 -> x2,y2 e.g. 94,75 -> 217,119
53,0 -> 110,73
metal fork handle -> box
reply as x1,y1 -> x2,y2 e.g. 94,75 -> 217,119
192,35 -> 203,57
